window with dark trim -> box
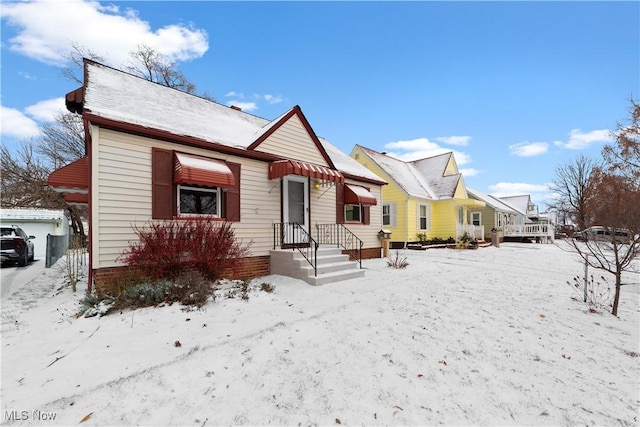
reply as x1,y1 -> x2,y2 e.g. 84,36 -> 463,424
152,148 -> 241,221
345,204 -> 363,223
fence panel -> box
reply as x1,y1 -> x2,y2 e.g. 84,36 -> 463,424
45,234 -> 68,268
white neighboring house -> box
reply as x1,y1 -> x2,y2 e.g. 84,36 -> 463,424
0,208 -> 70,259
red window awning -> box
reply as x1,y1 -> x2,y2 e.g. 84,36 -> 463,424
344,184 -> 377,206
174,152 -> 235,189
268,159 -> 344,183
48,157 -> 88,194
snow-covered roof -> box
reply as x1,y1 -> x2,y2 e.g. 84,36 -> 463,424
320,138 -> 386,183
356,146 -> 463,200
0,208 -> 68,222
82,61 -> 383,184
499,195 -> 531,216
467,188 -> 517,214
85,63 -> 269,149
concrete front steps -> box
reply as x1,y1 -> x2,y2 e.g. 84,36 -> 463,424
270,245 -> 365,286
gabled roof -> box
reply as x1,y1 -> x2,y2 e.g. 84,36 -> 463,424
355,145 -> 462,200
69,60 -> 385,185
499,195 -> 531,216
467,188 -> 517,214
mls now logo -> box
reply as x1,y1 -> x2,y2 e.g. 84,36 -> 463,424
5,410 -> 57,421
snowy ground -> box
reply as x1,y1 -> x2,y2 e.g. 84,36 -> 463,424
1,242 -> 639,426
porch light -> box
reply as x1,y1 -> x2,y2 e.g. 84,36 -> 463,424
314,181 -> 322,189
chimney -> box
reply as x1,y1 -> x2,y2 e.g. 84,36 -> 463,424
230,105 -> 242,111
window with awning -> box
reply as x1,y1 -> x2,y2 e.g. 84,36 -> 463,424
174,152 -> 236,188
344,184 -> 377,206
152,149 -> 241,221
269,159 -> 344,183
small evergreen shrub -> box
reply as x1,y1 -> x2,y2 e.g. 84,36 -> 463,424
80,292 -> 116,317
260,282 -> 275,293
119,280 -> 171,308
166,271 -> 215,307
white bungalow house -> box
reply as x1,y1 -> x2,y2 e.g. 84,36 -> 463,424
499,195 -> 554,242
48,60 -> 386,289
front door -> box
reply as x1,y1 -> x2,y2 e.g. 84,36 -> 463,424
283,175 -> 309,245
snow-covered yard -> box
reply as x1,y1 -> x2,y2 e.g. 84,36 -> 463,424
1,242 -> 639,426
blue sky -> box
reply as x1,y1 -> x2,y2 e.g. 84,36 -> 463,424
2,1 -> 638,208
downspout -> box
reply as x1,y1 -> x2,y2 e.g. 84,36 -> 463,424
405,195 -> 410,248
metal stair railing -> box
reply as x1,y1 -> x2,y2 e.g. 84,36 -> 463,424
273,222 -> 318,277
315,223 -> 363,268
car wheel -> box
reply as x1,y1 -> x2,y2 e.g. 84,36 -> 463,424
18,251 -> 28,267
28,251 -> 34,262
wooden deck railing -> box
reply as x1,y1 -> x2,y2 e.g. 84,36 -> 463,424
504,223 -> 555,240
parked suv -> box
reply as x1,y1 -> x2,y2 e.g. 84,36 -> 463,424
574,226 -> 630,244
0,225 -> 35,266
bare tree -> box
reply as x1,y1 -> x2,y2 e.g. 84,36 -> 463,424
61,42 -> 106,85
36,112 -> 86,169
549,155 -> 600,231
558,100 -> 640,316
1,142 -> 60,207
603,98 -> 640,181
1,43 -> 208,237
566,172 -> 640,316
0,143 -> 87,236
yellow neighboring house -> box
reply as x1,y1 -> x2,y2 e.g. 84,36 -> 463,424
351,145 -> 485,248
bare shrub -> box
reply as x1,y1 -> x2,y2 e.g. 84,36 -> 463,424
567,274 -> 612,313
387,251 -> 409,269
119,219 -> 251,281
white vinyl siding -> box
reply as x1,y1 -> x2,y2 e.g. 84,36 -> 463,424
253,115 -> 329,166
92,129 -> 384,269
93,129 -> 281,268
91,128 -> 384,269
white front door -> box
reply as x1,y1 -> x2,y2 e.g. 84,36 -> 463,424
283,175 -> 309,245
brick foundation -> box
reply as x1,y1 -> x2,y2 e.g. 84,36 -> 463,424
221,255 -> 270,280
92,249 -> 380,293
92,255 -> 271,294
342,246 -> 382,261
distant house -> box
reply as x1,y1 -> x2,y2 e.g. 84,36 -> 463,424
467,191 -> 554,243
0,208 -> 70,260
351,145 -> 485,248
466,188 -> 518,242
47,59 -> 387,288
499,195 -> 555,242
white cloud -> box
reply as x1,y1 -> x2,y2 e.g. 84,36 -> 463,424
0,106 -> 41,139
18,71 -> 36,80
24,97 -> 66,122
488,182 -> 550,198
509,142 -> 549,157
226,101 -> 258,112
384,137 -> 472,165
459,168 -> 482,177
554,128 -> 612,150
435,135 -> 471,146
264,94 -> 283,105
1,0 -> 208,66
